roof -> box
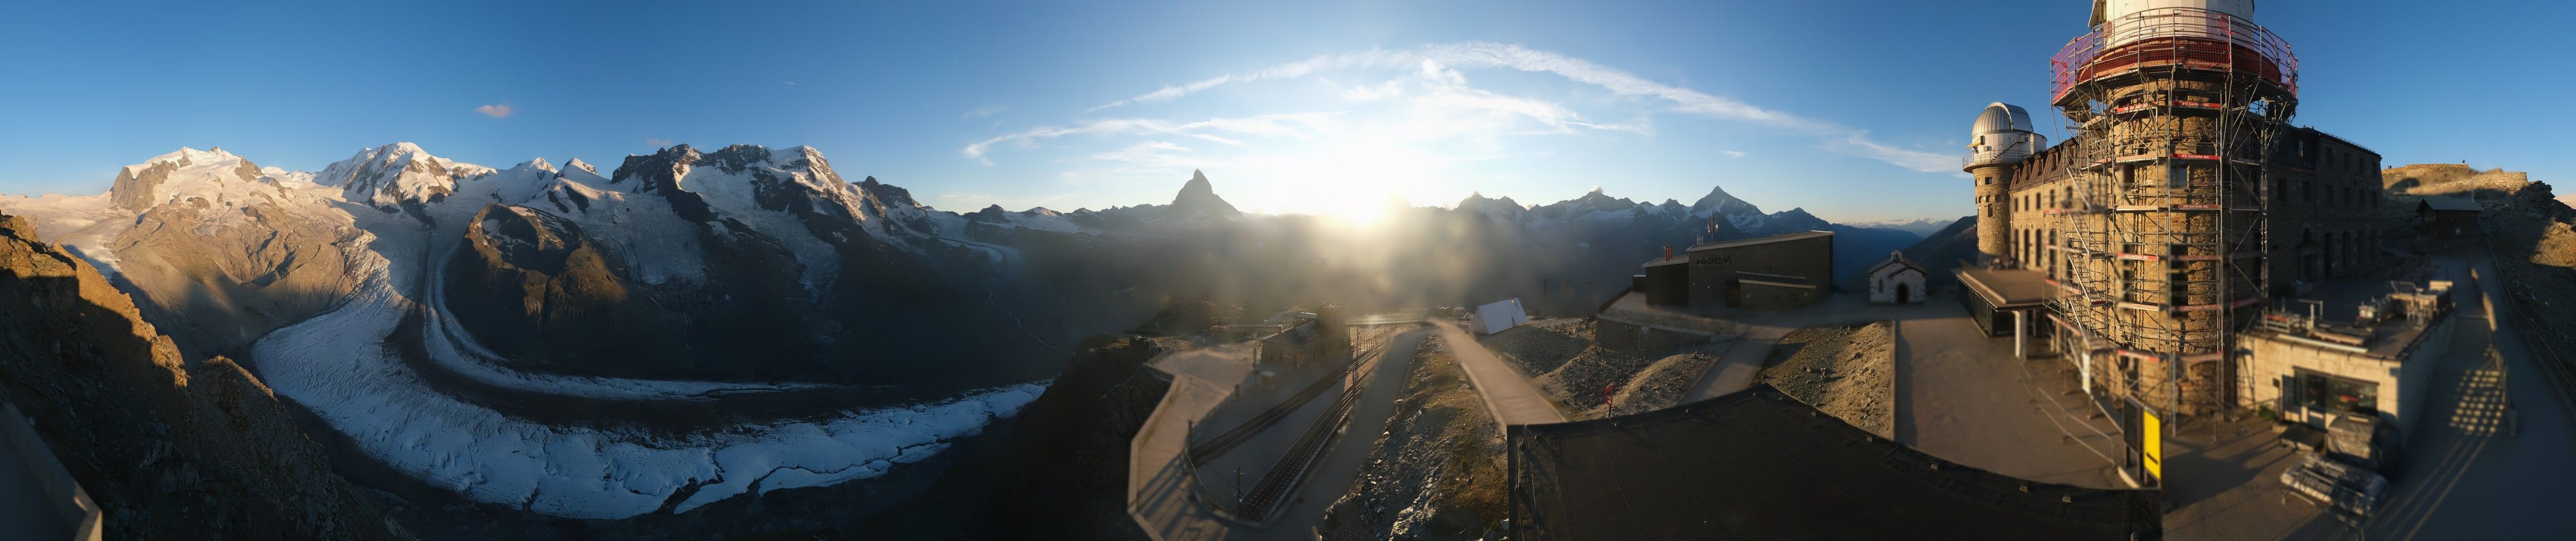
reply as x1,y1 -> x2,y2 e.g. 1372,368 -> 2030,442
1973,102 -> 2037,136
1958,267 -> 2054,309
1737,272 -> 1816,290
1641,255 -> 1690,268
1508,385 -> 2163,540
1869,249 -> 1924,275
1254,320 -> 1316,348
1689,230 -> 1833,251
2419,198 -> 2483,212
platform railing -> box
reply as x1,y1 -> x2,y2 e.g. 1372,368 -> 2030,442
2050,7 -> 2299,102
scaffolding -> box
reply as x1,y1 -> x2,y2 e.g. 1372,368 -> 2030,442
2045,6 -> 2298,417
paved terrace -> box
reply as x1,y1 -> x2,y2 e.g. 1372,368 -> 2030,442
1553,290 -> 2129,488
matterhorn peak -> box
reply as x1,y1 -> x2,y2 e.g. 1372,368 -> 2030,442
1168,169 -> 1238,218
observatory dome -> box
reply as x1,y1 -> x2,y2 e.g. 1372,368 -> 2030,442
1971,102 -> 2036,137
1964,102 -> 2044,168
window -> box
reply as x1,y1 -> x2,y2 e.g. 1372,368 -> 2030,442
2294,371 -> 2379,417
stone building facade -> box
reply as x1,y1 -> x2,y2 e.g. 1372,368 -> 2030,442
1992,127 -> 2386,298
1962,1 -> 2393,417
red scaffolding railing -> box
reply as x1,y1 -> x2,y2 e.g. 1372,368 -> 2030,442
2050,7 -> 2298,103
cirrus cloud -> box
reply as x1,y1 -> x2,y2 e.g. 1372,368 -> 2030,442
474,103 -> 514,118
1051,42 -> 1953,173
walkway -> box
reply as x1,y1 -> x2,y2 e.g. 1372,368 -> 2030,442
1256,328 -> 1428,539
1679,325 -> 1789,403
1128,329 -> 1433,541
1129,349 -> 1258,541
1436,322 -> 1568,426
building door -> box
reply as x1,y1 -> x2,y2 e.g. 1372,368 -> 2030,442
1725,281 -> 1743,308
1896,283 -> 1912,304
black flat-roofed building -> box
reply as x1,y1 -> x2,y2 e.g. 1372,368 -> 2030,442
2416,198 -> 2481,240
1682,230 -> 1834,310
1507,385 -> 2162,540
1642,255 -> 1691,306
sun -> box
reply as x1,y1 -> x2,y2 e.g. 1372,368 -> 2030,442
1238,139 -> 1445,227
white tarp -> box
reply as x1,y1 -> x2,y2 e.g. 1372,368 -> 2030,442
1475,297 -> 1529,334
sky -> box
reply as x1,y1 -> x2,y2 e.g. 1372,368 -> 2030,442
1,1 -> 2567,223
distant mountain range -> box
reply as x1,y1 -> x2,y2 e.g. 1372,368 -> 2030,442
0,141 -> 1931,525
1844,217 -> 1958,238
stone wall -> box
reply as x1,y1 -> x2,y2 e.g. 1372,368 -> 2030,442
1594,319 -> 1710,353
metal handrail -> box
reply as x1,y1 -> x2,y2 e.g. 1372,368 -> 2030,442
2050,7 -> 2299,102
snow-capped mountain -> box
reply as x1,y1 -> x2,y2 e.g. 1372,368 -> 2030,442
1846,217 -> 1959,238
316,142 -> 497,209
0,142 -> 1110,521
1460,184 -> 1861,241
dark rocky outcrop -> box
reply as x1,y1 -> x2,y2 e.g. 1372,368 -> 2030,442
849,334 -> 1170,540
0,213 -> 412,540
444,204 -> 691,374
109,160 -> 183,212
855,175 -> 916,208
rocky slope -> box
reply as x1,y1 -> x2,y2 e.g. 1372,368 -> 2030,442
1320,335 -> 1507,540
0,213 -> 410,540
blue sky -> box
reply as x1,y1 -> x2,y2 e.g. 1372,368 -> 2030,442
2,1 -> 2565,222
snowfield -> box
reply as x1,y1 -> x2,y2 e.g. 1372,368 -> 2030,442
252,239 -> 1043,518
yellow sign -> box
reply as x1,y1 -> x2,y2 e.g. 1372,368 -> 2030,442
2142,411 -> 2163,481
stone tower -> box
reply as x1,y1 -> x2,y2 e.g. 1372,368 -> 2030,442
1963,102 -> 2044,267
2047,0 -> 2294,415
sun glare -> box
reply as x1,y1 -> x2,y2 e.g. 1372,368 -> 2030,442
1238,137 -> 1453,227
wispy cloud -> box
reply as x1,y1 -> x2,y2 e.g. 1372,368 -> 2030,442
960,113 -> 1343,164
1062,42 -> 1951,173
475,103 -> 515,118
962,105 -> 1008,119
645,137 -> 673,146
964,42 -> 1959,216
1086,51 -> 1407,111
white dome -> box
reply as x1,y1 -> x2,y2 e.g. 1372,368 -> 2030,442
1971,102 -> 2036,137
1964,102 -> 2044,169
